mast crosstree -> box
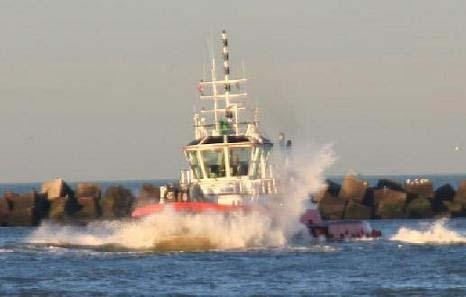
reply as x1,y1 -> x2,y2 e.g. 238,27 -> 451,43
195,30 -> 253,138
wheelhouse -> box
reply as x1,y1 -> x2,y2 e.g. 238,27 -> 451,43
174,30 -> 278,205
184,135 -> 273,181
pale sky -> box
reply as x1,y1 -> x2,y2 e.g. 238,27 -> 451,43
1,0 -> 465,182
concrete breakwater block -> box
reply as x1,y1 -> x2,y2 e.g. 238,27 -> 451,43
454,180 -> 466,208
7,208 -> 37,226
76,183 -> 101,199
442,200 -> 464,217
343,200 -> 372,220
374,188 -> 407,219
434,184 -> 455,202
49,196 -> 100,222
314,181 -> 336,203
40,178 -> 78,223
102,186 -> 134,219
405,179 -> 434,199
455,180 -> 466,198
405,197 -> 433,219
314,188 -> 328,203
0,198 -> 10,226
318,192 -> 347,220
73,197 -> 101,220
325,179 -> 342,197
2,191 -> 49,226
48,197 -> 67,220
376,179 -> 404,192
5,191 -> 33,209
338,175 -> 368,203
362,188 -> 375,207
74,183 -> 102,220
72,183 -> 102,221
48,196 -> 82,220
431,183 -> 456,212
134,184 -> 161,208
41,178 -> 74,201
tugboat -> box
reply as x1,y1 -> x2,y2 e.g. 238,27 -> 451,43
131,30 -> 381,240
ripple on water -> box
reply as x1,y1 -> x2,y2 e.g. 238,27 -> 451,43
3,219 -> 466,296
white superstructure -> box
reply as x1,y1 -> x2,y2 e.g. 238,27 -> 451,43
180,30 -> 277,206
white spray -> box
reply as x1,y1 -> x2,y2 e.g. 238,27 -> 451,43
273,143 -> 336,240
390,219 -> 466,244
27,145 -> 336,251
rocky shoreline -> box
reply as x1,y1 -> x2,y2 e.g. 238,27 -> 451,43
1,176 -> 466,226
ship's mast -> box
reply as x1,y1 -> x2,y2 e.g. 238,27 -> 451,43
222,30 -> 230,108
196,30 -> 249,137
221,30 -> 240,135
211,58 -> 220,133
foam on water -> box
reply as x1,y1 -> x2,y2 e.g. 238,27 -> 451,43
28,210 -> 285,251
390,219 -> 466,244
26,145 -> 336,252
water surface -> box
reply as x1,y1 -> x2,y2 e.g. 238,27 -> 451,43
1,219 -> 466,296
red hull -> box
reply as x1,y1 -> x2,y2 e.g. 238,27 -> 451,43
131,202 -> 247,218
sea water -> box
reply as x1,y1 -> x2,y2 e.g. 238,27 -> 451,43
1,219 -> 466,296
1,172 -> 466,296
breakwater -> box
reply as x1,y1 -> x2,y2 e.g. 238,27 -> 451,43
1,175 -> 466,226
0,178 -> 161,226
318,175 -> 466,220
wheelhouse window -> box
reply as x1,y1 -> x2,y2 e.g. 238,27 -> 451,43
249,147 -> 261,179
229,147 -> 251,176
260,148 -> 272,178
187,151 -> 203,179
202,149 -> 226,178
249,146 -> 271,179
